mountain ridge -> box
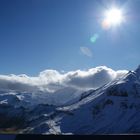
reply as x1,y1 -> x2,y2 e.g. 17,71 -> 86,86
0,65 -> 140,134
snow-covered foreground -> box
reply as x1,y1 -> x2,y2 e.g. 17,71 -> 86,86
0,65 -> 140,134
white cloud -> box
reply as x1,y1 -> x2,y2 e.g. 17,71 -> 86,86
0,66 -> 128,93
116,70 -> 129,78
0,66 -> 128,106
80,47 -> 93,57
63,66 -> 116,90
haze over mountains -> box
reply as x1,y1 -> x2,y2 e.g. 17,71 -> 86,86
0,65 -> 140,134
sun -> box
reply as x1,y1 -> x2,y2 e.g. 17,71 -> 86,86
102,8 -> 124,29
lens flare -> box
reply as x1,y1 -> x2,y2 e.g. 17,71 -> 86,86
90,34 -> 99,43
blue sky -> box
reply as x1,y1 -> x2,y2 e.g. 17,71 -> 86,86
0,0 -> 140,75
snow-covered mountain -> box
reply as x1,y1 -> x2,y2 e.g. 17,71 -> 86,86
0,65 -> 140,134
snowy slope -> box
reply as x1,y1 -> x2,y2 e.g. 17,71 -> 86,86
0,65 -> 140,134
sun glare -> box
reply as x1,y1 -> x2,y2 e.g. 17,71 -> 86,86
102,8 -> 124,29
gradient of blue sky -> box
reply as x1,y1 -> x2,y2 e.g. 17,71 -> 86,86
0,0 -> 140,75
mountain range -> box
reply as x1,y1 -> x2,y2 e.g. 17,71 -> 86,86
0,65 -> 140,134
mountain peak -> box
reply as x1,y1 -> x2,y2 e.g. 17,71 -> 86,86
135,65 -> 140,75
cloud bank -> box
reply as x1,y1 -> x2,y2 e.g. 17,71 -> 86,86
0,66 -> 128,105
0,66 -> 128,93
